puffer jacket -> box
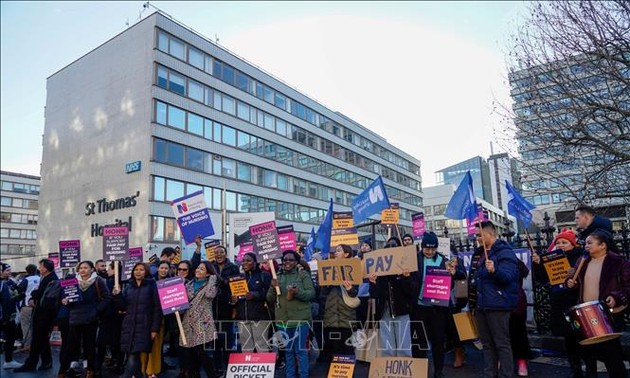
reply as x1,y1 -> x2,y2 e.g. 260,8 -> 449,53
577,215 -> 613,247
474,239 -> 519,310
67,275 -> 111,326
321,284 -> 358,328
233,268 -> 272,321
266,267 -> 315,327
118,278 -> 162,353
212,260 -> 240,321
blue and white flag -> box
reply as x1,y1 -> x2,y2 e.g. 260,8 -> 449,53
505,181 -> 535,226
351,176 -> 391,225
315,199 -> 333,258
444,171 -> 478,221
304,227 -> 316,262
170,190 -> 215,244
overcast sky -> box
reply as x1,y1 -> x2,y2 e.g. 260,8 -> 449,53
1,1 -> 528,186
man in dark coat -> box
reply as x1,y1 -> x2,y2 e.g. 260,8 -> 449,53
15,259 -> 59,372
574,205 -> 613,247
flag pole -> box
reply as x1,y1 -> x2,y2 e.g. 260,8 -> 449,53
524,229 -> 537,257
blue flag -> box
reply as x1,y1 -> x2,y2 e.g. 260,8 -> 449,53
351,176 -> 391,225
315,199 -> 333,258
304,227 -> 315,262
505,181 -> 535,226
444,171 -> 478,221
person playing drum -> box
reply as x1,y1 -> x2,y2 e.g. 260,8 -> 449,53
566,228 -> 630,377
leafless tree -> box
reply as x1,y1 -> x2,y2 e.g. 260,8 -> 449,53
495,1 -> 630,205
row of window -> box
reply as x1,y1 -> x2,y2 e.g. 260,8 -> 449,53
155,67 -> 421,192
1,181 -> 40,194
525,193 -> 570,206
157,29 -> 420,176
154,100 -> 422,206
0,212 -> 38,225
0,228 -> 37,240
0,244 -> 35,256
0,196 -> 38,210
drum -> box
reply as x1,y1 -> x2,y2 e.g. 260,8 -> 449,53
565,300 -> 622,345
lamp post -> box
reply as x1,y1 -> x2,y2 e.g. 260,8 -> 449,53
502,216 -> 515,242
540,211 -> 556,247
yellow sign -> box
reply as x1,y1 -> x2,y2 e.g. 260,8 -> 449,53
542,251 -> 571,286
333,212 -> 354,229
228,276 -> 249,297
368,357 -> 428,378
205,241 -> 220,262
317,258 -> 364,286
381,203 -> 400,225
327,355 -> 356,378
330,228 -> 359,248
363,245 -> 418,278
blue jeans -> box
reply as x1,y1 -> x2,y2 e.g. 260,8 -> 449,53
282,323 -> 310,378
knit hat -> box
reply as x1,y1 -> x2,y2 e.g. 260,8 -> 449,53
243,252 -> 258,263
1,263 -> 11,273
553,228 -> 577,246
421,231 -> 439,248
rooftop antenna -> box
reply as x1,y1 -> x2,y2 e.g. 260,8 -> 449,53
215,33 -> 220,44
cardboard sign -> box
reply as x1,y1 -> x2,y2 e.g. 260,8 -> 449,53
466,207 -> 488,236
437,237 -> 451,259
368,357 -> 428,378
170,190 -> 215,244
229,275 -> 249,297
157,277 -> 190,315
363,245 -> 418,277
205,240 -> 221,262
412,213 -> 425,240
327,355 -> 356,378
277,225 -> 297,252
102,227 -> 129,261
333,212 -> 354,229
330,227 -> 359,249
48,252 -> 60,269
542,250 -> 571,287
453,312 -> 478,341
122,247 -> 143,281
381,203 -> 400,225
318,258 -> 363,286
61,278 -> 81,303
226,352 -> 276,378
421,268 -> 452,307
249,221 -> 282,261
59,240 -> 81,268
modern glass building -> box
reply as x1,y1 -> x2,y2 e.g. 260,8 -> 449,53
1,171 -> 40,265
36,12 -> 423,263
435,156 -> 492,203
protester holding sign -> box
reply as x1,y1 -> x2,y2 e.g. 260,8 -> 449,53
267,250 -> 316,378
368,237 -> 415,358
319,244 -> 360,363
141,261 -> 172,378
96,261 -> 124,375
231,252 -> 272,353
472,221 -> 519,378
531,228 -> 585,376
181,261 -> 219,378
113,263 -> 162,378
409,232 -> 465,378
60,261 -> 110,378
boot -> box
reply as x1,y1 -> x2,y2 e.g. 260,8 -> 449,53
568,357 -> 584,378
453,347 -> 465,368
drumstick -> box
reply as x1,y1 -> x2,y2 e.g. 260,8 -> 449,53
572,257 -> 586,281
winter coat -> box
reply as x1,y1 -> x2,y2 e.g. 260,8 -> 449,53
411,252 -> 466,307
0,279 -> 18,323
569,251 -> 630,310
67,275 -> 111,326
97,275 -> 123,346
474,239 -> 520,311
369,272 -> 415,320
32,271 -> 59,318
577,215 -> 613,247
118,278 -> 162,353
212,260 -> 241,321
321,284 -> 358,329
266,267 -> 315,327
233,269 -> 272,322
181,276 -> 218,347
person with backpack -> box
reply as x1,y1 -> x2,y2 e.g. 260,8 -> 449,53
14,259 -> 60,372
59,261 -> 111,378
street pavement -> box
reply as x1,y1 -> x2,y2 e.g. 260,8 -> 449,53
1,342 -> 590,378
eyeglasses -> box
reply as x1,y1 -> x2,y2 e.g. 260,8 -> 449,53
177,268 -> 189,271
283,258 -> 296,262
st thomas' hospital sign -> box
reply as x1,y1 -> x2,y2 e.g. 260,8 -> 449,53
85,191 -> 140,238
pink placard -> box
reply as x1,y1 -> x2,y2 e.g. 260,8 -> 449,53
421,268 -> 452,306
278,225 -> 296,252
412,213 -> 425,239
157,277 -> 190,315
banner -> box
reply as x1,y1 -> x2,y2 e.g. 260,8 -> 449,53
61,278 -> 81,303
332,212 -> 354,229
59,240 -> 81,268
249,221 -> 282,261
170,190 -> 215,244
102,226 -> 129,261
330,227 -> 359,249
363,245 -> 418,277
411,213 -> 425,240
277,225 -> 296,252
226,353 -> 276,378
229,275 -> 249,297
327,355 -> 356,378
122,247 -> 143,281
542,250 -> 571,287
421,268 -> 451,307
317,258 -> 363,286
368,357 -> 428,378
352,176 -> 390,225
381,202 -> 400,225
48,252 -> 60,269
157,277 -> 190,315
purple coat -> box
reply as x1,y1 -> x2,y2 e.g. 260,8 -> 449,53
572,252 -> 630,310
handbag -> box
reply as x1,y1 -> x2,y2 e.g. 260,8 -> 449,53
355,298 -> 379,362
340,286 -> 360,309
454,279 -> 468,299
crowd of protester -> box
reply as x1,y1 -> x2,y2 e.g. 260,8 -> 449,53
0,205 -> 629,377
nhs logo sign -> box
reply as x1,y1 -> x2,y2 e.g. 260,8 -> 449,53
125,161 -> 141,174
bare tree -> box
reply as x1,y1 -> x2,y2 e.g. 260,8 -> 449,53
496,1 -> 630,205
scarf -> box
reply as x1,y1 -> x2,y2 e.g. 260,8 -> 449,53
78,272 -> 98,292
193,277 -> 207,294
